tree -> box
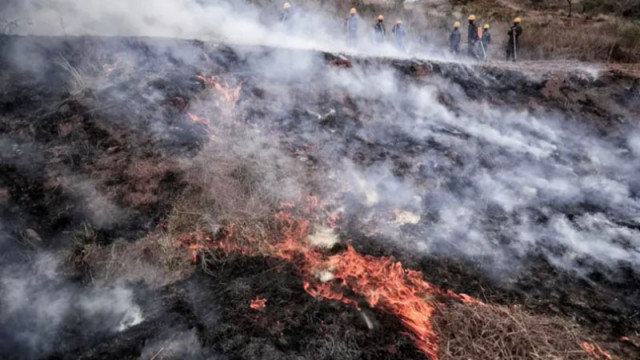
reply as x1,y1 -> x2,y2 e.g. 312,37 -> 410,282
566,0 -> 573,17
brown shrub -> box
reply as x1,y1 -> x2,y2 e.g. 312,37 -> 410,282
435,303 -> 596,360
68,230 -> 194,287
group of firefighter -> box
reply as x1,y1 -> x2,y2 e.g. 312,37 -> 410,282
346,8 -> 409,51
449,14 -> 523,61
279,2 -> 523,62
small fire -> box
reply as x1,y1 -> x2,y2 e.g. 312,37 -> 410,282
178,203 -> 481,360
177,202 -> 612,360
102,60 -> 120,75
186,111 -> 215,140
582,342 -> 614,359
187,112 -> 210,125
250,297 -> 267,311
188,244 -> 206,263
196,74 -> 242,105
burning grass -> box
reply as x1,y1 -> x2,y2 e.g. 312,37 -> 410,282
177,200 -> 615,360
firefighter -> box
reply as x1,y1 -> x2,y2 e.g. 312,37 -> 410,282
374,15 -> 386,44
280,2 -> 292,23
467,14 -> 479,57
346,8 -> 359,47
506,17 -> 523,62
391,19 -> 407,51
449,21 -> 461,55
481,23 -> 491,54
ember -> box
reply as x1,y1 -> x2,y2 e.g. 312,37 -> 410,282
196,74 -> 242,105
187,112 -> 210,125
250,297 -> 267,311
582,342 -> 615,360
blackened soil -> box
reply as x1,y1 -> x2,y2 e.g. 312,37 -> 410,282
57,257 -> 427,360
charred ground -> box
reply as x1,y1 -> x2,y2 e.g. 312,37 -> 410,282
0,35 -> 639,359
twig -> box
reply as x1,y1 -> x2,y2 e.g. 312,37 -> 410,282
149,347 -> 164,360
607,42 -> 616,63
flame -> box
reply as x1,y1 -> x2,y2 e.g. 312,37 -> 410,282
102,60 -> 120,75
186,112 -> 215,140
177,201 -> 618,359
187,112 -> 210,125
177,204 -> 483,360
196,74 -> 242,105
177,230 -> 210,263
581,342 -> 614,359
250,297 -> 267,311
188,244 -> 206,263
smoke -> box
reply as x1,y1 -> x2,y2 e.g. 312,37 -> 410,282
173,32 -> 640,281
313,64 -> 640,279
1,3 -> 639,355
138,329 -> 220,360
0,249 -> 143,359
4,0 -> 451,60
629,131 -> 640,157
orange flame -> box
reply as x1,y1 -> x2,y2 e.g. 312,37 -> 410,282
187,112 -> 210,125
188,244 -> 206,263
581,342 -> 614,359
196,74 -> 242,105
250,297 -> 267,311
177,201 -> 617,360
177,205 -> 483,360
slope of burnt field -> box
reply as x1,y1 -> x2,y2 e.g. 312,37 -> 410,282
0,35 -> 639,359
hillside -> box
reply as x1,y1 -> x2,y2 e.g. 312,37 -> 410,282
1,34 -> 639,360
0,1 -> 639,360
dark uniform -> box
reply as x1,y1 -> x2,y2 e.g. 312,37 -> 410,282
467,20 -> 479,57
279,8 -> 291,23
482,30 -> 491,49
374,20 -> 386,43
506,23 -> 523,61
449,27 -> 461,54
481,29 -> 491,58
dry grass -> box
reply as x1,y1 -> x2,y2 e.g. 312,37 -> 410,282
457,0 -> 640,62
162,144 -> 303,271
519,17 -> 640,62
435,303 -> 597,360
55,55 -> 88,96
67,228 -> 194,287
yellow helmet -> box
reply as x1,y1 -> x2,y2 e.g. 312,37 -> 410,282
283,2 -> 291,9
350,8 -> 357,14
453,21 -> 460,28
484,24 -> 490,29
468,14 -> 476,21
377,15 -> 384,21
514,17 -> 521,23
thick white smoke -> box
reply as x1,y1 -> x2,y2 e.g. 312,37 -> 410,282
318,64 -> 640,279
4,0 -> 460,60
0,251 -> 143,358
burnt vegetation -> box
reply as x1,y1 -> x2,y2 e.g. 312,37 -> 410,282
0,33 -> 639,360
